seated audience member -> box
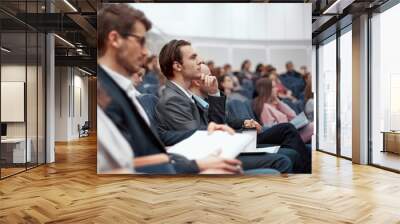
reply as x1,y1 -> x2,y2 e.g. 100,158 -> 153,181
279,61 -> 306,102
222,63 -> 233,76
195,65 -> 310,173
218,74 -> 248,102
254,63 -> 267,80
241,59 -> 254,81
231,71 -> 243,92
299,65 -> 309,80
206,60 -> 215,72
304,74 -> 314,121
270,68 -> 296,102
131,67 -> 145,88
237,60 -> 255,99
253,78 -> 314,143
211,66 -> 223,79
270,69 -> 303,113
143,55 -> 161,85
97,3 -> 244,174
155,39 -> 293,173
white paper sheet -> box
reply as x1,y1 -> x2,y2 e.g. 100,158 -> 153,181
242,145 -> 280,154
167,130 -> 255,160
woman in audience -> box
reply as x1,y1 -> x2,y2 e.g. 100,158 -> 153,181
253,78 -> 314,143
240,59 -> 254,81
218,74 -> 248,102
131,67 -> 145,88
222,63 -> 233,76
269,69 -> 304,113
269,68 -> 296,102
254,63 -> 266,79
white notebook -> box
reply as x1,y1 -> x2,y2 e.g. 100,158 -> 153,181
242,146 -> 280,154
167,130 -> 255,160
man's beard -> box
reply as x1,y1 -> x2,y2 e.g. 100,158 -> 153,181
116,49 -> 141,76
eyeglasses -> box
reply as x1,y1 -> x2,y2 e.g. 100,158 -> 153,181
124,33 -> 146,47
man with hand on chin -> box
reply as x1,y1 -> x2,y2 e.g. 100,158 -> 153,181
156,40 -> 292,173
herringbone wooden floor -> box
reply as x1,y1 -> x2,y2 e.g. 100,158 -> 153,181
1,135 -> 400,224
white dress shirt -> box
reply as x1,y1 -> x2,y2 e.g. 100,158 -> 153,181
100,64 -> 150,126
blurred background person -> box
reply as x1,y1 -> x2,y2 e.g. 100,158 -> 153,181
253,78 -> 313,143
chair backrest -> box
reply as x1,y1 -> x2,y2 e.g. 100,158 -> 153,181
138,84 -> 159,96
239,79 -> 254,99
137,94 -> 159,126
81,121 -> 90,130
143,71 -> 160,85
226,99 -> 256,121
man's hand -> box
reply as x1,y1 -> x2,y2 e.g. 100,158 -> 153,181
243,119 -> 263,133
207,122 -> 235,135
196,150 -> 243,174
199,63 -> 219,95
200,73 -> 219,95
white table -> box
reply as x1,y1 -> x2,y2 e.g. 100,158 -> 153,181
1,138 -> 32,163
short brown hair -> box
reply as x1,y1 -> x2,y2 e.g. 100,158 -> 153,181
158,39 -> 191,79
97,3 -> 152,56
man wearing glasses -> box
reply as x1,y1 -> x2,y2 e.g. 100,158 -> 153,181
97,3 -> 244,174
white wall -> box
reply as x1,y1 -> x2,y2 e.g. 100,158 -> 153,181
54,67 -> 89,141
135,3 -> 311,73
133,3 -> 311,41
191,38 -> 311,73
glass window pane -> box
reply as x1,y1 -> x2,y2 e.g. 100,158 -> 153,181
318,37 -> 337,154
371,4 -> 400,171
340,30 -> 352,158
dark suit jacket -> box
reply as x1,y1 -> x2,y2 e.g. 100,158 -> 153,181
97,66 -> 199,173
155,81 -> 226,133
137,94 -> 196,146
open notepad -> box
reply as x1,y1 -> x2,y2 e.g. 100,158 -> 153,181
290,112 -> 309,129
167,130 -> 256,160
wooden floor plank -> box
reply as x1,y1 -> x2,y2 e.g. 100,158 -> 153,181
0,135 -> 399,223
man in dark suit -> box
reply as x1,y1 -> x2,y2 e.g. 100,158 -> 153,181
97,4 -> 243,174
155,40 -> 293,173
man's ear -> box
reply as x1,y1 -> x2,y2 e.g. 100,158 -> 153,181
109,31 -> 122,49
173,62 -> 182,72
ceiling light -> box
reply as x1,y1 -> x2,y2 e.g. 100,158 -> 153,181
78,67 -> 92,76
63,0 -> 78,12
1,47 -> 11,53
322,0 -> 355,15
54,34 -> 75,48
323,0 -> 343,15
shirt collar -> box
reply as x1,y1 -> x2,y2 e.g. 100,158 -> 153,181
100,64 -> 137,94
192,94 -> 209,109
170,80 -> 193,100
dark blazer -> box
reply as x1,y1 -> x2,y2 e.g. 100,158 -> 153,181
97,66 -> 199,173
137,93 -> 196,146
155,81 -> 226,132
